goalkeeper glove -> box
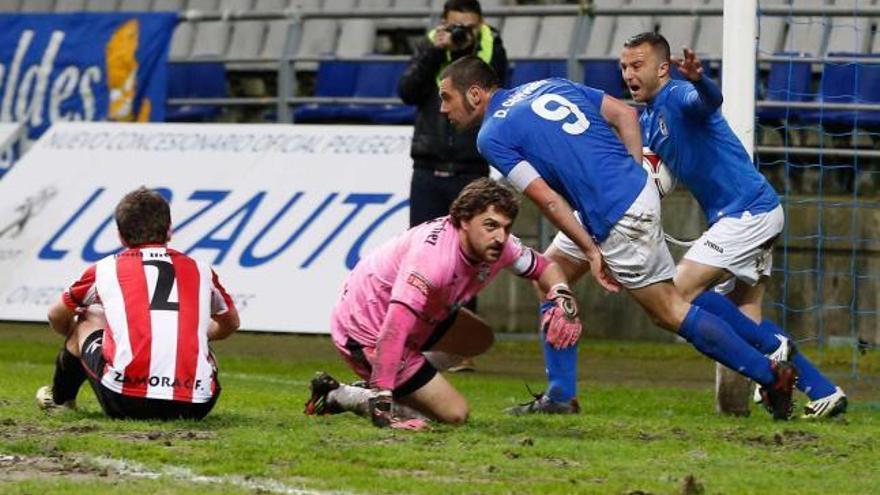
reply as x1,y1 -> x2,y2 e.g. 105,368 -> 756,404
541,283 -> 582,349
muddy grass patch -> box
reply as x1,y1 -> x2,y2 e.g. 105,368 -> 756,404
117,430 -> 216,442
0,453 -> 112,481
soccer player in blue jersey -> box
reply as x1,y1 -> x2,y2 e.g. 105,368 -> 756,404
620,32 -> 846,419
438,56 -> 799,420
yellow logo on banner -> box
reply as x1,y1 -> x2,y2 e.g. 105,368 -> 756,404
106,19 -> 150,122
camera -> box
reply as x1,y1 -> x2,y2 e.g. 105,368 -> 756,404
444,23 -> 474,49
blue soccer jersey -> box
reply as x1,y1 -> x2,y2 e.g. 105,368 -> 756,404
640,78 -> 779,225
477,78 -> 647,243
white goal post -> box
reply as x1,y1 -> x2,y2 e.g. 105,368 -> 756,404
716,0 -> 758,416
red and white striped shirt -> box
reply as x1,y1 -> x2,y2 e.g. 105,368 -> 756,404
62,246 -> 235,403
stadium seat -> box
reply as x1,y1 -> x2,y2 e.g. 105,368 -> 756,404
190,21 -> 232,59
118,0 -> 151,10
153,0 -> 186,10
608,0 -> 661,53
533,16 -> 578,59
824,0 -> 872,55
505,16 -> 578,86
783,0 -> 831,56
19,0 -> 53,11
509,60 -> 567,87
321,0 -> 355,12
500,16 -> 540,59
800,55 -> 858,127
343,61 -> 414,123
693,0 -> 722,60
852,59 -> 880,127
226,20 -> 268,67
757,52 -> 813,122
297,61 -> 413,124
165,62 -> 228,122
583,60 -> 626,98
54,0 -> 88,12
387,0 -> 430,30
872,23 -> 880,55
261,20 -> 292,61
188,0 -> 216,9
336,19 -> 377,57
85,0 -> 118,11
188,1 -> 231,60
256,1 -> 323,65
293,60 -> 359,122
358,0 -> 392,11
580,0 -> 623,58
169,22 -> 195,60
757,0 -> 789,56
219,0 -> 253,10
292,18 -> 340,70
803,55 -> 880,128
657,0 -> 700,56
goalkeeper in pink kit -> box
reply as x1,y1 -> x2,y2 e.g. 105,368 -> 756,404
305,178 -> 581,429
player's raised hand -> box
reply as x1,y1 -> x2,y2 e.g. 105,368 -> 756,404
586,251 -> 621,293
671,47 -> 703,82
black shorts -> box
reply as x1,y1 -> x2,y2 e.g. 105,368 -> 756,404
80,330 -> 219,420
345,309 -> 460,400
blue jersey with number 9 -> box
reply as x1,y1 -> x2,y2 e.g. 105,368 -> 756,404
477,78 -> 647,243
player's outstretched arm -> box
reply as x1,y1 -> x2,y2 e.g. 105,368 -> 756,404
600,94 -> 643,162
522,178 -> 621,293
671,47 -> 723,116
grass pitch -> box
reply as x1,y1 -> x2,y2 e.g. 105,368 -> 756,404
0,322 -> 878,495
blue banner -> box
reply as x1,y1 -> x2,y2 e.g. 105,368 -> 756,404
0,13 -> 177,139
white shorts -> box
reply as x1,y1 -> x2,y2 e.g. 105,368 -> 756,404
684,204 -> 784,287
552,181 -> 676,289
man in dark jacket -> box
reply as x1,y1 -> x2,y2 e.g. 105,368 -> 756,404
398,0 -> 508,228
397,0 -> 507,373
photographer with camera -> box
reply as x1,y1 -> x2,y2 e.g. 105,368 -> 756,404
397,1 -> 507,372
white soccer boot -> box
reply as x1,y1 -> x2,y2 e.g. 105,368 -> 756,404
35,385 -> 77,412
802,386 -> 848,419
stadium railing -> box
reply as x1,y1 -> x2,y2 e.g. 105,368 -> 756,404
164,4 -> 880,150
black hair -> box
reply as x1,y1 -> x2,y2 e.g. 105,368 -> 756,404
624,31 -> 671,62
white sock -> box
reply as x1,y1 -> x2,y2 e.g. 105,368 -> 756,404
327,384 -> 371,416
328,384 -> 430,422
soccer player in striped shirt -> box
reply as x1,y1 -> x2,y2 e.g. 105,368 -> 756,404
36,187 -> 240,420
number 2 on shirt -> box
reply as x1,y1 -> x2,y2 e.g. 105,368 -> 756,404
143,259 -> 180,311
530,94 -> 590,135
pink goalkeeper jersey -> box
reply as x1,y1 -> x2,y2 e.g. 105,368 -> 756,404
330,216 -> 541,352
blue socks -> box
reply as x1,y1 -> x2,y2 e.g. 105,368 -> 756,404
692,292 -> 781,353
758,321 -> 837,400
540,301 -> 577,402
679,305 -> 776,385
692,291 -> 838,400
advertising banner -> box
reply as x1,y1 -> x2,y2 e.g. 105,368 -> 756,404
0,122 -> 24,177
0,13 -> 177,139
0,122 -> 412,333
